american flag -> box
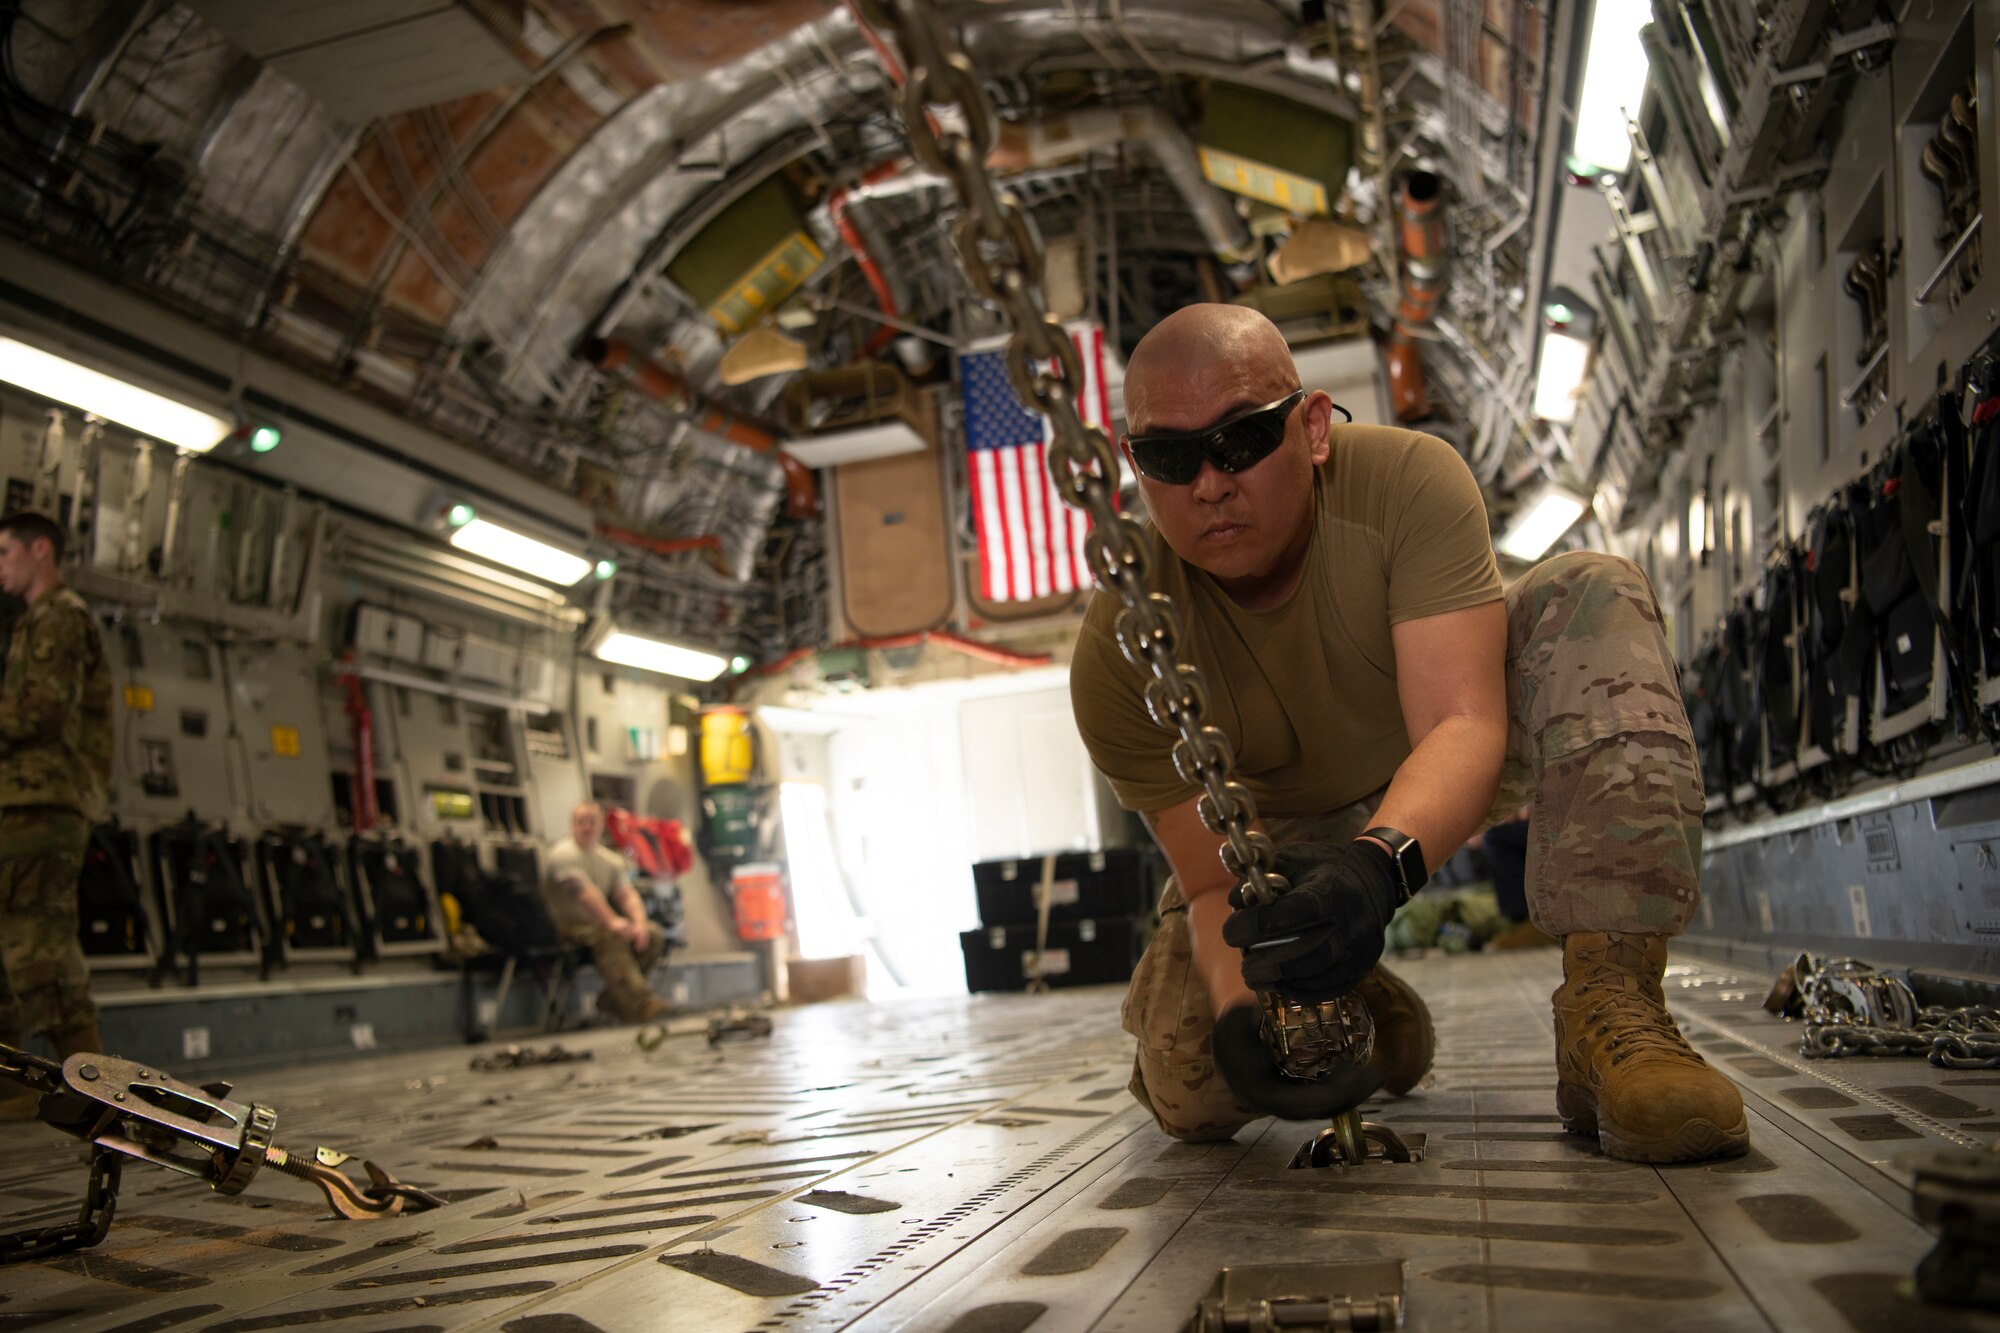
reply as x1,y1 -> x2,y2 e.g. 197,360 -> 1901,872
959,324 -> 1113,602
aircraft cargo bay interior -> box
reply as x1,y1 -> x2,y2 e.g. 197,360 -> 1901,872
0,2 -> 1997,1330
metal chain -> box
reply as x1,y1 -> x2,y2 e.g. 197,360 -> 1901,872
0,1041 -> 62,1095
0,1043 -> 118,1262
1803,1006 -> 2000,1068
1790,956 -> 2000,1068
851,0 -> 1286,909
0,1149 -> 121,1263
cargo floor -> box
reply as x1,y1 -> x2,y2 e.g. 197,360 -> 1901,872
4,949 -> 1998,1332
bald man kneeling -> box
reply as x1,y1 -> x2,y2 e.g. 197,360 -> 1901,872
1068,304 -> 1745,1164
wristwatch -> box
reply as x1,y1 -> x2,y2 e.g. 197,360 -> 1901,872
1358,826 -> 1426,906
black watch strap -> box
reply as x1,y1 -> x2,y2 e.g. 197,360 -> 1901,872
1359,826 -> 1425,905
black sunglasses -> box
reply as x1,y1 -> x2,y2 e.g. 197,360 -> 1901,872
1126,389 -> 1346,485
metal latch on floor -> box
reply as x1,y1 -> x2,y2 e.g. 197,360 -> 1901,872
1290,1109 -> 1426,1169
633,1011 -> 774,1051
1190,1259 -> 1408,1331
0,1041 -> 442,1263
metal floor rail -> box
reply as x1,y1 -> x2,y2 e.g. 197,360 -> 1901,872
2,950 -> 1997,1331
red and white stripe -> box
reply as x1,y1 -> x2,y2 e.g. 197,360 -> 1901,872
971,324 -> 1111,602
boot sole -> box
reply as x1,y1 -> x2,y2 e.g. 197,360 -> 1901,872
1597,1113 -> 1750,1164
1558,1082 -> 1748,1162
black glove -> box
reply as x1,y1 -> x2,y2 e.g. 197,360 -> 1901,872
1211,1003 -> 1383,1120
1221,840 -> 1401,1001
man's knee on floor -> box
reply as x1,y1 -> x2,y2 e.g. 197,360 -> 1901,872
1129,1050 -> 1254,1143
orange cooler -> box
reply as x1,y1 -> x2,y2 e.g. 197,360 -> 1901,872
730,862 -> 788,942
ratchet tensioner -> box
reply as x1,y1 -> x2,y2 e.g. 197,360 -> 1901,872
1,1041 -> 441,1261
1258,992 -> 1427,1170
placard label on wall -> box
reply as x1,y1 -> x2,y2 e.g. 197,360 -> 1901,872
270,725 -> 301,757
123,685 -> 154,712
1023,948 -> 1071,976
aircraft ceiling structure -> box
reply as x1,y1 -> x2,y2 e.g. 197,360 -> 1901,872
0,0 -> 1548,666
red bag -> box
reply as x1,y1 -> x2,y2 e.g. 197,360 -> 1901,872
644,817 -> 695,877
603,808 -> 668,878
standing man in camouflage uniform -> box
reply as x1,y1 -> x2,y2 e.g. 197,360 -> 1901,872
0,511 -> 113,1119
1070,305 -> 1745,1163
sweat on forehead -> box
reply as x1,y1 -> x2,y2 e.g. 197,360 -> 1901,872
1124,304 -> 1299,423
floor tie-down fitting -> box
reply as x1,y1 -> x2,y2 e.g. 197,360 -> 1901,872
1191,1258 -> 1408,1331
1261,992 -> 1426,1167
1289,1108 -> 1427,1168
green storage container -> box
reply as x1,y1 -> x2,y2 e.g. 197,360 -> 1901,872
1198,84 -> 1354,216
667,174 -> 822,334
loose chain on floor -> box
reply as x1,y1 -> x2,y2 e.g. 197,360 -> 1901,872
0,1045 -> 121,1261
1803,1007 -> 2000,1067
0,1149 -> 121,1263
1790,953 -> 2000,1067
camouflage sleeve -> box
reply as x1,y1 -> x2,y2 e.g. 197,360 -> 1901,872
0,606 -> 85,745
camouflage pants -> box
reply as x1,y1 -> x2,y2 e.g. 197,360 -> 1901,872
0,807 -> 100,1043
564,921 -> 666,1020
1124,551 -> 1704,1140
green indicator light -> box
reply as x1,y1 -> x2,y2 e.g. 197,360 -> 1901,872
730,656 -> 751,674
249,424 -> 282,453
447,503 -> 476,528
1544,302 -> 1573,325
594,559 -> 618,580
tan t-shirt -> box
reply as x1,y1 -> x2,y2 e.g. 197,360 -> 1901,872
1070,424 -> 1501,816
541,837 -> 630,934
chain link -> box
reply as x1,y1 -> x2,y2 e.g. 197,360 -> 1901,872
1789,955 -> 2000,1068
0,1041 -> 61,1095
0,1148 -> 121,1263
1803,1006 -> 2000,1067
853,0 -> 1287,909
1,1046 -> 120,1262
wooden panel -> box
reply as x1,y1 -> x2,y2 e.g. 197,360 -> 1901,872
965,553 -> 1084,624
833,442 -> 953,638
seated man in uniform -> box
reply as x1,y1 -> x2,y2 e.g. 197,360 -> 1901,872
1069,304 -> 1746,1163
543,802 -> 671,1024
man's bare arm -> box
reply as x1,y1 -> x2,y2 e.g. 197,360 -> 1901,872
608,874 -> 650,933
1363,600 -> 1508,867
1144,799 -> 1257,1015
1141,600 -> 1504,1014
560,874 -> 630,933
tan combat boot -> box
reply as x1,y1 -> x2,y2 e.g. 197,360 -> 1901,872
1353,963 -> 1435,1096
1554,932 -> 1748,1162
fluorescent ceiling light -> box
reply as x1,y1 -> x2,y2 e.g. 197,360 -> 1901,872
449,517 -> 593,585
780,420 -> 926,467
0,336 -> 230,452
1571,0 -> 1652,176
589,626 -> 729,681
1499,488 -> 1590,563
1532,330 -> 1592,424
